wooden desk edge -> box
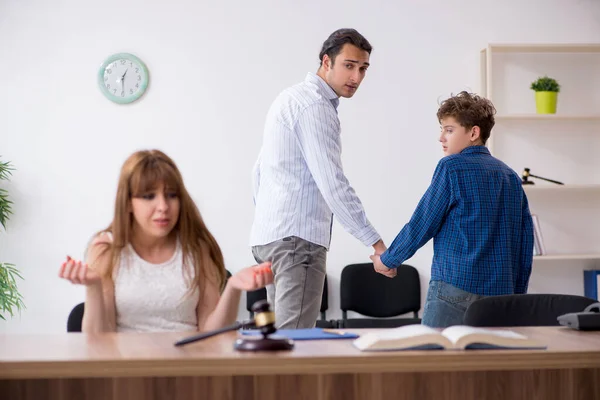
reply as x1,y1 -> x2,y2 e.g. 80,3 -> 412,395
2,351 -> 600,379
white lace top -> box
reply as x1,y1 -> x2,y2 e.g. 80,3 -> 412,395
113,241 -> 199,332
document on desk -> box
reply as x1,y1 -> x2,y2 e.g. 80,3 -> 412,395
240,328 -> 359,340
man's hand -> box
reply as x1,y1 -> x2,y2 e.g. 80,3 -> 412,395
372,239 -> 387,255
370,254 -> 397,278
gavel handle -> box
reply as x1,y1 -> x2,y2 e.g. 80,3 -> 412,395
174,320 -> 254,347
530,174 -> 564,185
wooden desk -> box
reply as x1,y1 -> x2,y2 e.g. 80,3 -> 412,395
1,327 -> 599,400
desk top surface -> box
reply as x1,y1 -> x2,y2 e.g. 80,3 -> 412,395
1,327 -> 600,379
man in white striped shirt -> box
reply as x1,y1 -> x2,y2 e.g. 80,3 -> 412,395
250,28 -> 386,329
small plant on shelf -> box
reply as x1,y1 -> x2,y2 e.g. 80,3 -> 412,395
530,76 -> 560,114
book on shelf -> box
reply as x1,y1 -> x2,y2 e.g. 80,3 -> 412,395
584,270 -> 600,300
352,324 -> 546,351
531,214 -> 546,256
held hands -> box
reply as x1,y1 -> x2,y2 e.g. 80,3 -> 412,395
370,254 -> 397,279
372,239 -> 387,256
58,255 -> 102,286
227,262 -> 274,291
371,239 -> 396,278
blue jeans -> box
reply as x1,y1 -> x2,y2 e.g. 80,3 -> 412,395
422,280 -> 487,328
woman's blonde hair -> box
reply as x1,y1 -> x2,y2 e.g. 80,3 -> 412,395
94,149 -> 226,293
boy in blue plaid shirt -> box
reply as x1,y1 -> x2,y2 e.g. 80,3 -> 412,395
371,91 -> 534,327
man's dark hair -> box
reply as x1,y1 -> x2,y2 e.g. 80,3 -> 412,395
319,28 -> 372,67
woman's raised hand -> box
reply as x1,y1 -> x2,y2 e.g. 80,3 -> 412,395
227,262 -> 273,291
58,255 -> 102,286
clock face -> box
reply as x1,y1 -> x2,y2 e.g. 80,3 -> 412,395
98,53 -> 149,104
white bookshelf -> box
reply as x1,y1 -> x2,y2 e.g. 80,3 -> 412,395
480,43 -> 600,267
496,114 -> 600,121
534,254 -> 600,261
523,184 -> 600,193
482,44 -> 600,54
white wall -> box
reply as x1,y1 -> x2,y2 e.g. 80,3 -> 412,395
1,0 -> 600,333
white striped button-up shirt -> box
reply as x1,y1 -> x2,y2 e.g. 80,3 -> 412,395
250,72 -> 380,250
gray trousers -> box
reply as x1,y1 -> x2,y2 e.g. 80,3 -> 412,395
252,236 -> 327,329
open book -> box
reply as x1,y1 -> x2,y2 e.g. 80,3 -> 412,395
353,324 -> 546,351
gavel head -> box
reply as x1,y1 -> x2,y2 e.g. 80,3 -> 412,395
251,299 -> 276,336
521,168 -> 532,184
234,299 -> 294,351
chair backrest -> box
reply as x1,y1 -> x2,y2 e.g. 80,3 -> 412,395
320,275 -> 328,315
463,293 -> 598,327
67,302 -> 85,332
246,275 -> 329,318
340,263 -> 420,318
246,287 -> 267,316
220,270 -> 233,294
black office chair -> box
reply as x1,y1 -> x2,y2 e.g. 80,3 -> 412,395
246,287 -> 267,318
463,293 -> 598,327
315,275 -> 337,328
67,302 -> 85,332
218,269 -> 233,294
338,263 -> 421,328
246,275 -> 332,326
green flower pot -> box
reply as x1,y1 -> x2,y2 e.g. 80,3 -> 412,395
535,91 -> 558,114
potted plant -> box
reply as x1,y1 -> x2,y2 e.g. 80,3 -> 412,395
0,158 -> 24,320
530,76 -> 560,114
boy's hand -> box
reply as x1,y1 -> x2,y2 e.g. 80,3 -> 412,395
369,254 -> 397,278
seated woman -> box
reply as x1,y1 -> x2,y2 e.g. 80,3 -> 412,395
59,149 -> 272,332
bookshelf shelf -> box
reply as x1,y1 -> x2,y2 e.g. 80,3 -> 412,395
523,184 -> 600,193
496,114 -> 600,121
534,254 -> 600,261
482,43 -> 600,54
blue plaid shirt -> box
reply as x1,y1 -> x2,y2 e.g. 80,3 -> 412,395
380,146 -> 533,296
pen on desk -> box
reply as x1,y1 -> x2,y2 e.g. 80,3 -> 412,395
174,324 -> 238,347
174,320 -> 253,347
322,329 -> 347,336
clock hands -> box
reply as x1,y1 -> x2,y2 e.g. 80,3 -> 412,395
119,69 -> 128,92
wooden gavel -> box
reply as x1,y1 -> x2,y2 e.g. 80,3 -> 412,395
174,300 -> 294,351
521,168 -> 564,185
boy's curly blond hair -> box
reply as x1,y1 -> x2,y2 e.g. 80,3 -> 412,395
437,91 -> 496,144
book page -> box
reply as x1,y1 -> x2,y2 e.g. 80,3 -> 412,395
441,326 -> 544,350
442,326 -> 527,345
374,324 -> 439,340
353,324 -> 450,351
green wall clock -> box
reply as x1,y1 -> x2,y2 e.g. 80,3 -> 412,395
98,53 -> 149,104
